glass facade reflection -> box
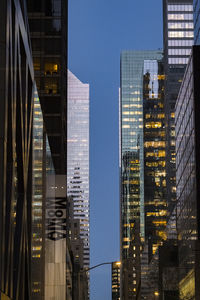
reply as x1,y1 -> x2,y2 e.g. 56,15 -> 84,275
67,70 -> 90,270
194,0 -> 200,44
32,88 -> 44,299
175,46 -> 200,300
0,0 -> 36,298
163,0 -> 193,213
120,50 -> 163,299
143,59 -> 167,259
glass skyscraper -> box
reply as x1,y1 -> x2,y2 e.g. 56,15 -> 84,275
120,50 -> 164,299
67,70 -> 90,270
143,59 -> 167,259
163,0 -> 193,212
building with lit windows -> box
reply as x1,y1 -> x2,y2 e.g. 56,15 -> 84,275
67,71 -> 90,274
120,50 -> 166,299
112,262 -> 121,300
27,0 -> 68,175
0,1 -> 39,298
163,0 -> 193,213
143,59 -> 167,260
175,45 -> 200,300
0,1 -> 71,300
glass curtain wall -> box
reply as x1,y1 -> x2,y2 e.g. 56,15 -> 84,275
120,50 -> 163,299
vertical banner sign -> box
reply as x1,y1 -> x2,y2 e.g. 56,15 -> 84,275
45,175 -> 67,300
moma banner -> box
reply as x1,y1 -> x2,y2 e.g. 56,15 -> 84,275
45,175 -> 67,300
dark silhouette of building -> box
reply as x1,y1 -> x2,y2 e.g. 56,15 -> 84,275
0,1 -> 69,300
0,0 -> 40,299
175,45 -> 200,300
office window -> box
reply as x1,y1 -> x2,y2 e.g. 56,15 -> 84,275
168,14 -> 193,20
168,40 -> 193,46
168,4 -> 193,12
168,22 -> 193,29
168,31 -> 194,38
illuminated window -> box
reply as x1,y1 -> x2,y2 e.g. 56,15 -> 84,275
168,13 -> 193,20
44,63 -> 59,75
145,122 -> 162,128
168,22 -> 193,29
168,4 -> 193,11
146,151 -> 165,158
168,31 -> 193,38
168,57 -> 189,64
144,141 -> 166,148
168,40 -> 193,47
157,75 -> 165,80
168,49 -> 191,56
171,130 -> 175,137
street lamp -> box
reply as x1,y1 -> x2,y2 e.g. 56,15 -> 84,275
82,261 -> 114,272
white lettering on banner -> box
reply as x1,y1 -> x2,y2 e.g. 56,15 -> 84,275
46,197 -> 67,241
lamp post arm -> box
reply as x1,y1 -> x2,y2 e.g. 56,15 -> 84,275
81,262 -> 113,272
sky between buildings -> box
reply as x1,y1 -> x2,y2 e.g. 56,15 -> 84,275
68,0 -> 163,299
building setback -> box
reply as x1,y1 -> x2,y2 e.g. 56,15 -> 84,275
67,71 -> 90,270
162,0 -> 193,213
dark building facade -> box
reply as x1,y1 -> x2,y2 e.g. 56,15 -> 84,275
0,0 -> 39,299
27,0 -> 68,174
0,1 -> 70,300
163,0 -> 193,213
175,45 -> 200,300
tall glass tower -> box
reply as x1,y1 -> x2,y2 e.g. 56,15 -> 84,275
120,50 -> 163,299
67,70 -> 90,270
163,0 -> 193,212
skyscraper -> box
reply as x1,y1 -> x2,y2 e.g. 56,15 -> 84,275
112,262 -> 121,300
143,59 -> 167,260
0,1 -> 37,298
175,45 -> 200,300
67,70 -> 90,270
163,0 -> 193,212
27,0 -> 68,174
120,50 -> 163,299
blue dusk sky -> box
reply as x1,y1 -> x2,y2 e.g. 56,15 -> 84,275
68,1 -> 163,299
